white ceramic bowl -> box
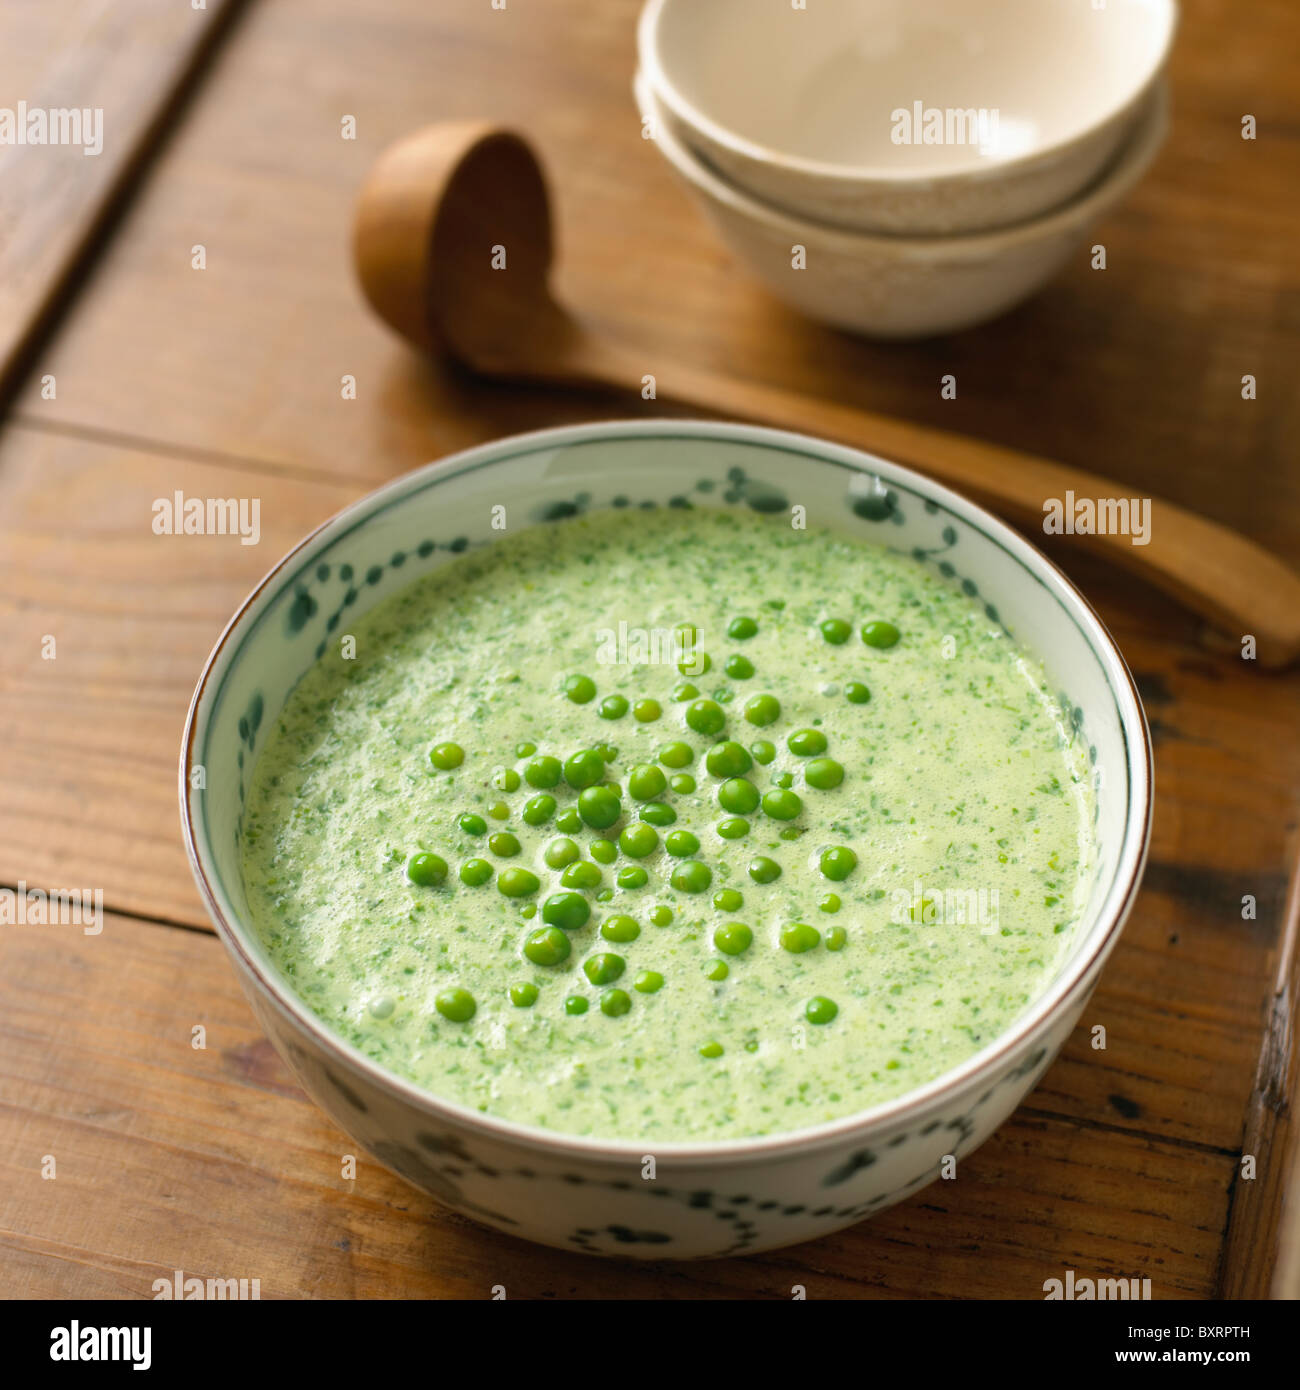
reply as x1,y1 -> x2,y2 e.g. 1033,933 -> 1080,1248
181,421 -> 1151,1259
637,72 -> 1167,339
638,0 -> 1177,235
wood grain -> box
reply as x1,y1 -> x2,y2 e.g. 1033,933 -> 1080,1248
0,0 -> 247,399
0,0 -> 1295,1298
0,912 -> 1234,1299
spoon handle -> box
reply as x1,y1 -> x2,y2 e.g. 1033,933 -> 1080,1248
606,353 -> 1300,667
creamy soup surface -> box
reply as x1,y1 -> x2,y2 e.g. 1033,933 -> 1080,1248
241,509 -> 1093,1141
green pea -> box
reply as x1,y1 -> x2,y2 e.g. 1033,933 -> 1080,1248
595,888 -> 614,903
718,777 -> 760,814
619,822 -> 659,858
564,673 -> 597,704
700,1040 -> 725,1057
435,988 -> 476,1022
714,922 -> 753,956
429,742 -> 464,770
713,888 -> 744,912
820,846 -> 858,881
820,618 -> 852,645
524,755 -> 562,789
679,652 -> 711,677
600,988 -> 632,1017
825,926 -> 848,950
861,619 -> 901,649
522,794 -> 556,826
544,837 -> 580,870
727,616 -> 758,640
583,952 -> 626,985
781,922 -> 821,953
639,801 -> 676,827
706,740 -> 752,778
779,826 -> 803,841
493,767 -> 521,793
762,788 -> 803,821
633,699 -> 662,722
628,763 -> 668,800
488,801 -> 509,820
555,808 -> 582,833
650,905 -> 674,927
704,959 -> 730,982
633,970 -> 664,994
805,758 -> 845,790
564,749 -> 604,789
806,996 -> 839,1024
658,741 -> 694,769
458,813 -> 486,836
407,852 -> 448,886
820,893 -> 842,914
787,728 -> 828,757
459,858 -> 493,887
685,699 -> 725,736
599,694 -> 629,720
717,817 -> 750,840
590,838 -> 618,864
724,654 -> 755,679
595,743 -> 618,763
845,681 -> 871,705
525,922 -> 572,967
666,773 -> 692,796
510,982 -> 539,1007
564,995 -> 589,1016
665,830 -> 700,857
542,892 -> 591,931
561,861 -> 602,890
617,865 -> 649,890
498,867 -> 540,898
578,785 -> 621,830
520,903 -> 537,919
515,741 -> 537,758
671,681 -> 699,702
749,856 -> 782,884
601,914 -> 641,943
743,694 -> 780,727
489,831 -> 520,857
750,739 -> 777,765
670,860 -> 712,893
772,771 -> 794,789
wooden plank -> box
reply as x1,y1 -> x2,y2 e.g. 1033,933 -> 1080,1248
0,0 -> 248,400
8,0 -> 1299,561
0,911 -> 1233,1299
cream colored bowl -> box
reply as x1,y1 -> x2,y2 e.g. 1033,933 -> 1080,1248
638,0 -> 1176,235
637,72 -> 1168,339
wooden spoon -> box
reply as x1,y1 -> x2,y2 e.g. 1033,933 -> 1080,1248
353,121 -> 1300,668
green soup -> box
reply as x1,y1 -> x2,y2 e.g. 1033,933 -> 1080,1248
241,508 -> 1092,1142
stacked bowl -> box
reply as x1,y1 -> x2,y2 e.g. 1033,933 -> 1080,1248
636,0 -> 1176,337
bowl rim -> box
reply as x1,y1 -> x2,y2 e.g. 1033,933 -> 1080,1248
637,0 -> 1177,188
180,419 -> 1152,1166
637,69 -> 1170,254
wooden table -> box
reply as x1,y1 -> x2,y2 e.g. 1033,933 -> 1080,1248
1,0 -> 1297,1300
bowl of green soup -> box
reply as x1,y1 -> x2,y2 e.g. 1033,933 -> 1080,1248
181,420 -> 1151,1258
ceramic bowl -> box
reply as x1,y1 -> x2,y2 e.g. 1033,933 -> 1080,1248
181,420 -> 1151,1259
636,72 -> 1167,339
638,0 -> 1177,235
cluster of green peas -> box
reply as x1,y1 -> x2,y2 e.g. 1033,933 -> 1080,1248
409,610 -> 902,1035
